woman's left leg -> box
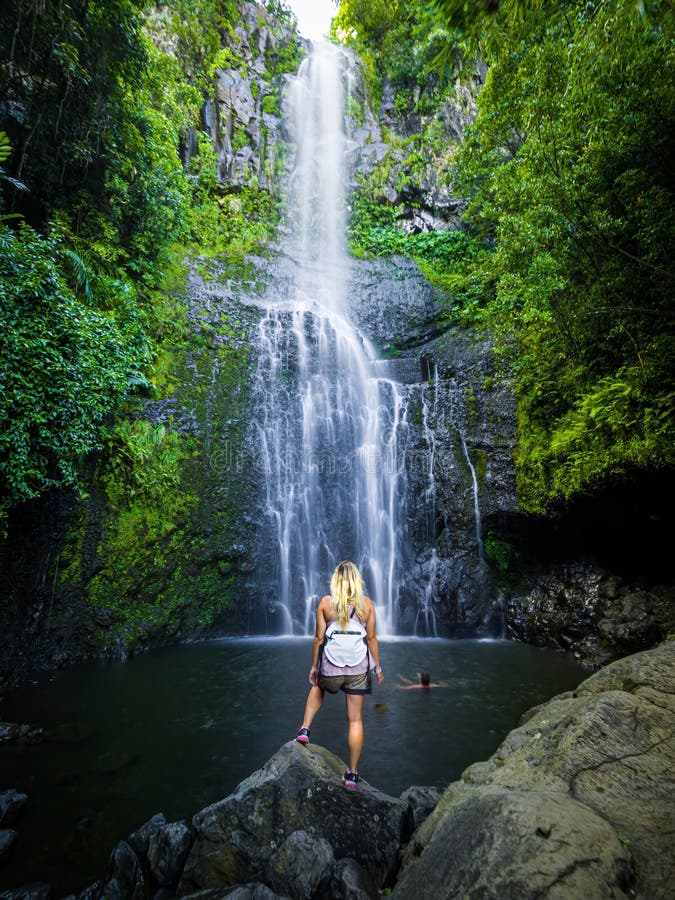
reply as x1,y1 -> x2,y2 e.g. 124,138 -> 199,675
345,693 -> 364,773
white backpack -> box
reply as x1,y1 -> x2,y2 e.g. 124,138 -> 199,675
323,608 -> 368,668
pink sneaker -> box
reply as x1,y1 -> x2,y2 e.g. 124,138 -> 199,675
342,770 -> 359,788
296,727 -> 310,744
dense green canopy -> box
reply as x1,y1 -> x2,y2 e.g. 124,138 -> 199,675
336,0 -> 674,511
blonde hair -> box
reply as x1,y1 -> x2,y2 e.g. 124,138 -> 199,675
330,560 -> 366,629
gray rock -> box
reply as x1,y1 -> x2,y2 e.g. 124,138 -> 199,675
101,840 -> 145,900
127,812 -> 166,861
180,889 -> 277,900
0,885 -> 51,900
76,882 -> 102,900
508,569 -> 675,666
394,784 -> 635,899
399,785 -> 441,835
178,741 -> 406,893
0,789 -> 28,826
266,830 -> 333,898
0,722 -> 22,742
0,827 -> 18,857
323,858 -> 379,900
0,721 -> 44,743
393,641 -> 675,899
215,69 -> 256,128
147,820 -> 193,887
221,888 -> 280,900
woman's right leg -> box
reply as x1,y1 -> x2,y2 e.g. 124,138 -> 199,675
301,685 -> 324,728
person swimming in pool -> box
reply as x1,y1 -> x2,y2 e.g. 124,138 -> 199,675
397,672 -> 447,689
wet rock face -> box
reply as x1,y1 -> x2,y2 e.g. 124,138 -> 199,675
393,640 -> 675,900
507,565 -> 675,667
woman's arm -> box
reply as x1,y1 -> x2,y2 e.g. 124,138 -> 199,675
365,598 -> 384,686
308,596 -> 329,685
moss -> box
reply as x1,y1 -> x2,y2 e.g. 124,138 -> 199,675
58,279 -> 258,650
474,448 -> 488,490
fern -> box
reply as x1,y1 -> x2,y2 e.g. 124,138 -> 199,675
61,248 -> 94,303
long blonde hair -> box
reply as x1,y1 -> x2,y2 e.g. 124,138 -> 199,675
330,560 -> 366,629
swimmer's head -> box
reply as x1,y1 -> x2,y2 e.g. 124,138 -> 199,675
420,672 -> 431,686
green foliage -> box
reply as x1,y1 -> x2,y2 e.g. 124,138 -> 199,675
427,0 -> 675,510
331,0 -> 457,117
348,192 -> 493,313
0,222 -> 150,515
0,0 -> 294,525
0,131 -> 27,194
484,529 -> 521,575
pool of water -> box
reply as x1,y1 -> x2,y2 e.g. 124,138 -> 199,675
0,637 -> 585,893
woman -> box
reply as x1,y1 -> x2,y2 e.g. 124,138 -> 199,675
295,560 -> 384,788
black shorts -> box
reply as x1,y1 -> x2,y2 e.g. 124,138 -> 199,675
317,669 -> 372,695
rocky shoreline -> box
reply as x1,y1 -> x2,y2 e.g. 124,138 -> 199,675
3,639 -> 672,899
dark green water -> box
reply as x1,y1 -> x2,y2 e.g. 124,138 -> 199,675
0,638 -> 585,893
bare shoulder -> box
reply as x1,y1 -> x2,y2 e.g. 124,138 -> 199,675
363,595 -> 375,616
318,595 -> 333,616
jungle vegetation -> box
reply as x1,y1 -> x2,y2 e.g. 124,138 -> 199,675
335,0 -> 674,511
0,0 -> 295,526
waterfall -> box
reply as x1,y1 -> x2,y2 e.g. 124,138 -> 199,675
251,44 -> 409,635
414,367 -> 439,637
449,378 -> 485,561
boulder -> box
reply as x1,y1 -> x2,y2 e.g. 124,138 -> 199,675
395,783 -> 634,899
181,887 -> 278,899
322,858 -> 379,900
0,789 -> 28,826
265,830 -> 333,898
127,812 -> 166,861
101,840 -> 145,900
0,827 -> 18,858
177,741 -> 406,894
0,885 -> 51,900
147,821 -> 193,888
392,641 -> 675,899
399,785 -> 441,835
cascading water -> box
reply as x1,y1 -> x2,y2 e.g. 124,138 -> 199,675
252,44 -> 410,635
449,378 -> 485,561
415,367 -> 439,637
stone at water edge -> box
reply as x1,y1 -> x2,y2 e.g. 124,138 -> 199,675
102,840 -> 145,900
177,741 -> 406,894
0,789 -> 28,827
0,828 -> 18,858
147,820 -> 193,888
391,640 -> 675,900
0,885 -> 51,900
